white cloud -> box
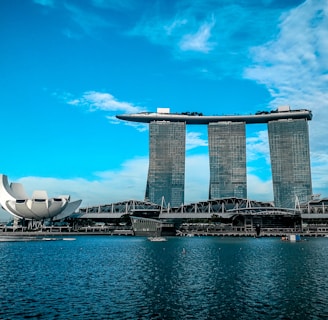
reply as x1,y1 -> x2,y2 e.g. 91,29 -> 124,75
186,131 -> 208,150
107,115 -> 148,132
64,3 -> 110,37
131,1 -> 282,76
122,121 -> 148,132
33,0 -> 54,7
0,151 -> 275,221
246,130 -> 270,163
65,90 -> 149,131
164,18 -> 188,36
247,174 -> 273,202
68,91 -> 146,113
106,115 -> 121,125
245,2 -> 328,99
245,0 -> 328,196
179,18 -> 216,53
15,157 -> 149,207
185,154 -> 209,202
310,152 -> 328,195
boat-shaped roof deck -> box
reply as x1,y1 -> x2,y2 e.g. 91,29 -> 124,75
116,109 -> 312,124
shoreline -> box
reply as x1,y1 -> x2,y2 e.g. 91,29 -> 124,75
1,230 -> 328,238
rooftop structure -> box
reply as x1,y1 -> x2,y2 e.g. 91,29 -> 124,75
116,107 -> 312,124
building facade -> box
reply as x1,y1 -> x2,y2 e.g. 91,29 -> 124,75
117,107 -> 313,209
145,121 -> 185,207
268,118 -> 312,208
208,122 -> 246,199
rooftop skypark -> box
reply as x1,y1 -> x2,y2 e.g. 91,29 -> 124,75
116,106 -> 312,125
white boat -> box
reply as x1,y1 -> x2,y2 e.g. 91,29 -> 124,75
0,236 -> 37,242
148,236 -> 167,242
42,237 -> 57,241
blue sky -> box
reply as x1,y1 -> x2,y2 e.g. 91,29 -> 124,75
1,0 -> 327,220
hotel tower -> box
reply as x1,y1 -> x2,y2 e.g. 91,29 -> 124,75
145,120 -> 185,207
117,107 -> 313,208
268,118 -> 312,208
208,122 -> 246,199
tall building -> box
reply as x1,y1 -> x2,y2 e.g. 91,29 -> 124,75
145,121 -> 185,207
268,118 -> 312,208
208,122 -> 246,199
117,107 -> 312,207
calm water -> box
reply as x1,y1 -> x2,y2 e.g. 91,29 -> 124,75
1,236 -> 328,320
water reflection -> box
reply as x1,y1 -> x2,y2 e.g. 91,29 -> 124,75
1,236 -> 328,319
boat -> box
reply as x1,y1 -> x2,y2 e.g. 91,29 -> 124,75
148,236 -> 167,242
0,236 -> 38,242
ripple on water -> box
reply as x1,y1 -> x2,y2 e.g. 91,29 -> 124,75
1,237 -> 328,319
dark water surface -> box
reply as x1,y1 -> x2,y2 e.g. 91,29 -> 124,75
1,236 -> 328,319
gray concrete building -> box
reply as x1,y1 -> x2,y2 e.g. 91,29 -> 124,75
268,118 -> 312,208
208,122 -> 246,199
117,107 -> 313,208
145,120 -> 185,207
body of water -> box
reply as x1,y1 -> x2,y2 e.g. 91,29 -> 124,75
1,236 -> 328,319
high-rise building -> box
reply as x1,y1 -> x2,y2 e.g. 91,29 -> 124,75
268,118 -> 312,208
117,107 -> 313,208
145,121 -> 185,207
208,122 -> 246,199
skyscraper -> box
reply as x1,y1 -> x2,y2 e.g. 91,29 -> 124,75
117,107 -> 312,207
268,118 -> 312,208
208,122 -> 247,199
145,121 -> 186,207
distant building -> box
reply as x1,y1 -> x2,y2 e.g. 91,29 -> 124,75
117,107 -> 313,208
208,122 -> 246,199
268,118 -> 312,208
145,121 -> 185,207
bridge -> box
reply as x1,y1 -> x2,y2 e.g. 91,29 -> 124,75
78,197 -> 300,220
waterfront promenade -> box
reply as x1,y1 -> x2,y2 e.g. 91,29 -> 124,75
177,229 -> 328,238
1,227 -> 328,238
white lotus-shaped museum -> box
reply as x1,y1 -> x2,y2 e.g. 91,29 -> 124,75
0,174 -> 82,220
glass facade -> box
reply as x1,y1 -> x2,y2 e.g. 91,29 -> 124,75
208,122 -> 247,199
145,121 -> 185,207
268,119 -> 312,208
